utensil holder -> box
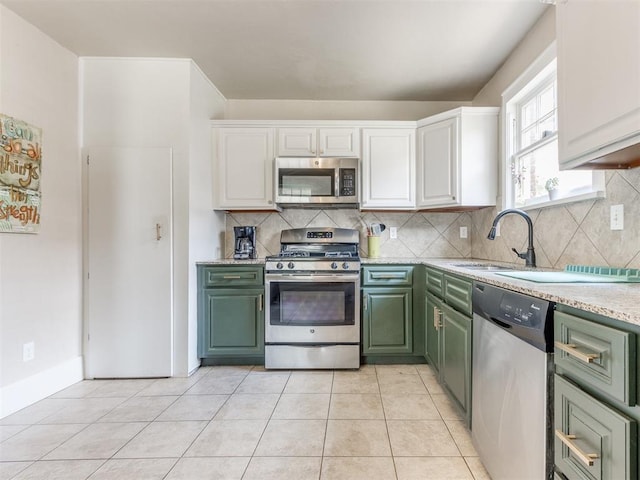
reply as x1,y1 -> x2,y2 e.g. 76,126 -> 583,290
368,236 -> 380,258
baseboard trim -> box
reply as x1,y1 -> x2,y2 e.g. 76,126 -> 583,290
0,356 -> 84,419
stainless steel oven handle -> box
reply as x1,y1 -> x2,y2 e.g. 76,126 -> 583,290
265,273 -> 360,283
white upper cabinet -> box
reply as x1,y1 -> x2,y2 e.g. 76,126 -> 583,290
213,126 -> 276,210
416,107 -> 498,209
557,0 -> 640,169
362,128 -> 416,210
278,127 -> 360,157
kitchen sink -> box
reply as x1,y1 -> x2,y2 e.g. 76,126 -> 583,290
452,263 -> 518,271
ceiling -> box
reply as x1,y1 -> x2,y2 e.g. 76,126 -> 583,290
1,0 -> 548,101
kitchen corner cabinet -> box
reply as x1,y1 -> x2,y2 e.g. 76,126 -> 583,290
416,107 -> 498,209
361,128 -> 416,210
554,305 -> 639,480
198,265 -> 265,361
277,127 -> 360,157
556,0 -> 640,169
212,126 -> 276,210
424,266 -> 473,425
361,266 -> 414,355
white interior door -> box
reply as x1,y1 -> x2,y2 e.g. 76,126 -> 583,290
86,146 -> 172,378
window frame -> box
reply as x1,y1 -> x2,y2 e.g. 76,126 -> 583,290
501,42 -> 605,211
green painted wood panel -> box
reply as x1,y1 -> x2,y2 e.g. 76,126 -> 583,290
200,288 -> 264,356
425,267 -> 444,297
555,311 -> 636,406
425,291 -> 444,372
443,273 -> 472,317
439,302 -> 472,425
555,374 -> 636,480
362,287 -> 413,354
362,266 -> 413,286
202,266 -> 264,287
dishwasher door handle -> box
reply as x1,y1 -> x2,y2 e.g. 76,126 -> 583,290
489,316 -> 512,329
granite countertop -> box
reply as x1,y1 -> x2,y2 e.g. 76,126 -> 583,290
197,257 -> 640,327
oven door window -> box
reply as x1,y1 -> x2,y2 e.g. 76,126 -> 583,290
269,282 -> 355,327
278,169 -> 335,197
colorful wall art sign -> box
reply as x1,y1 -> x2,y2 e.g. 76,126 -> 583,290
0,114 -> 42,233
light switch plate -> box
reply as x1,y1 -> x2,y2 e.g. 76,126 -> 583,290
389,227 -> 397,239
23,342 -> 35,362
611,204 -> 624,230
460,226 -> 468,239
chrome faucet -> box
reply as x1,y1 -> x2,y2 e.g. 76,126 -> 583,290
487,209 -> 536,268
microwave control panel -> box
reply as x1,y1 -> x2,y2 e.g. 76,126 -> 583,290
339,168 -> 356,197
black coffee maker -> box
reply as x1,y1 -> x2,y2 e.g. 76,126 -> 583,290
233,226 -> 257,259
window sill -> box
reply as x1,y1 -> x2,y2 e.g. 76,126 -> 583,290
517,189 -> 606,211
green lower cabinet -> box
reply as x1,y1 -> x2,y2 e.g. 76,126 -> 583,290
439,301 -> 472,424
555,374 -> 636,480
362,287 -> 413,354
425,292 -> 443,372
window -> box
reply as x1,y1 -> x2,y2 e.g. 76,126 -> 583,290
502,44 -> 604,209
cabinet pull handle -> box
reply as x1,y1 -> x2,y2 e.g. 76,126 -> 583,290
555,429 -> 599,467
433,306 -> 443,330
363,294 -> 368,310
259,294 -> 264,312
156,223 -> 162,241
223,275 -> 242,279
371,274 -> 403,279
554,341 -> 600,363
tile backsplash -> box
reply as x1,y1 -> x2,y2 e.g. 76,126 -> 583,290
225,209 -> 473,260
225,169 -> 640,269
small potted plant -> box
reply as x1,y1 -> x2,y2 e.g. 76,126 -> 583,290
545,177 -> 560,200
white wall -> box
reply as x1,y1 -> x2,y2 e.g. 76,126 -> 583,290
225,99 -> 471,121
0,6 -> 82,417
186,63 -> 226,374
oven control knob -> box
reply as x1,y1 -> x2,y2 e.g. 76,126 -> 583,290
331,262 -> 338,270
288,262 -> 295,269
276,262 -> 283,270
342,262 -> 350,270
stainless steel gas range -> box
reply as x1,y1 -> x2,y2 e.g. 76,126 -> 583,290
264,227 -> 361,369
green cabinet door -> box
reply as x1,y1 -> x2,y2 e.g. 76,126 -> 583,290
425,291 -> 443,372
200,288 -> 265,356
440,301 -> 472,424
362,287 -> 413,354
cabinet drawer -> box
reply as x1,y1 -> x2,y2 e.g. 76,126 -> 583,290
201,266 -> 264,287
443,274 -> 472,317
555,374 -> 636,480
425,267 -> 444,296
362,266 -> 413,286
555,311 -> 636,406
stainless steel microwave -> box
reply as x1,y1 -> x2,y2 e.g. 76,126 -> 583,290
275,157 -> 359,207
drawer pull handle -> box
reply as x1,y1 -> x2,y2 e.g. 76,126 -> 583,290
223,275 -> 242,279
554,341 -> 600,363
433,306 -> 443,330
555,429 -> 599,467
259,294 -> 264,312
371,274 -> 404,279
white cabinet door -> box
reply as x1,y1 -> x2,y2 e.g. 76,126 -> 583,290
362,128 -> 415,209
557,0 -> 640,169
214,127 -> 275,209
417,118 -> 458,208
278,127 -> 360,157
277,127 -> 317,156
318,128 -> 360,157
416,108 -> 498,209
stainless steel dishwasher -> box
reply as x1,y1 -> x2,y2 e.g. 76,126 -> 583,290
472,282 -> 555,480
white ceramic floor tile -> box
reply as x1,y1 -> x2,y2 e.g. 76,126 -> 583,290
44,422 -> 147,460
242,457 -> 321,480
329,393 -> 384,419
136,377 -> 201,396
10,459 -> 104,480
155,394 -> 228,421
98,396 -> 178,422
321,457 -> 397,480
465,456 -> 491,480
185,419 -> 267,457
235,373 -> 290,394
387,420 -> 459,457
332,372 -> 379,394
271,393 -> 330,420
445,419 -> 477,456
0,462 -> 32,480
324,420 -> 391,457
283,372 -> 333,394
185,375 -> 244,395
165,457 -> 249,480
254,419 -> 326,456
0,424 -> 86,462
214,393 -> 280,420
431,394 -> 464,421
85,379 -> 156,398
381,394 -> 440,420
394,457 -> 474,480
87,458 -> 178,480
0,399 -> 71,426
377,374 -> 428,395
0,425 -> 28,442
37,397 -> 127,424
375,364 -> 419,375
114,421 -> 206,458
49,381 -> 103,399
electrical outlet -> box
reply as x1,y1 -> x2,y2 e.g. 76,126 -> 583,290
611,204 -> 624,230
23,342 -> 35,362
460,226 -> 468,239
389,227 -> 397,239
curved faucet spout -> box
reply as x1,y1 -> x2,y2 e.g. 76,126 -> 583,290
487,209 -> 536,268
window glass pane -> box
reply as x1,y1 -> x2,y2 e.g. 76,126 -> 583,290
539,114 -> 556,139
521,125 -> 538,149
539,83 -> 556,117
521,99 -> 537,129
